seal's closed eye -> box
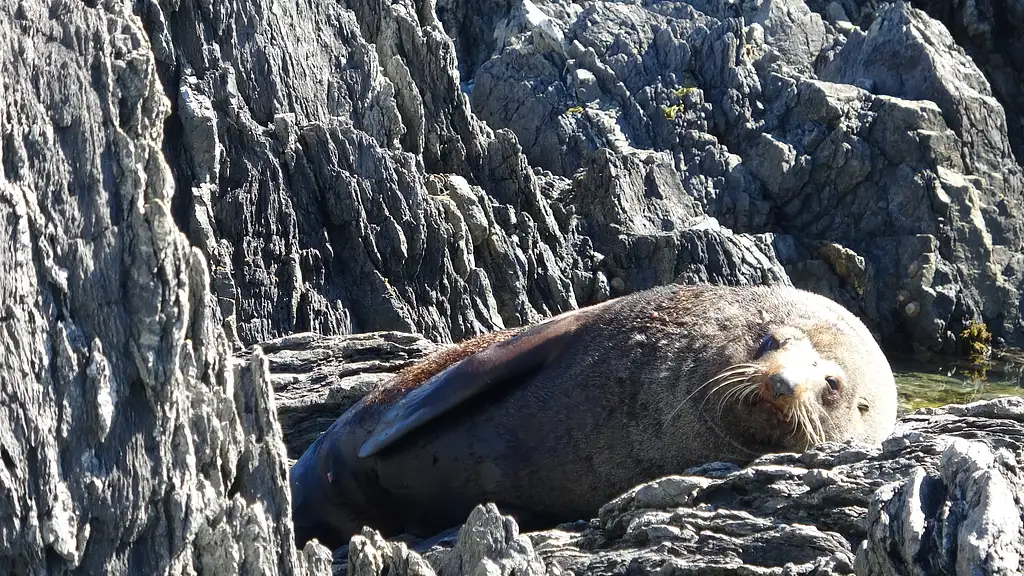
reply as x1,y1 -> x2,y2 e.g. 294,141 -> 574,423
755,334 -> 779,359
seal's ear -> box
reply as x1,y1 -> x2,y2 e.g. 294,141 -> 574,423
357,306 -> 601,458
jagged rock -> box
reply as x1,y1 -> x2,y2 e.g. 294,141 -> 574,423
341,504 -> 548,576
274,332 -> 1024,576
346,527 -> 437,576
0,0 -> 328,573
855,437 -> 1024,574
820,1 -> 1023,244
5,0 -> 1024,571
126,0 -> 1024,356
908,0 -> 1024,165
437,504 -> 548,576
139,0 -> 802,354
455,0 -> 1024,352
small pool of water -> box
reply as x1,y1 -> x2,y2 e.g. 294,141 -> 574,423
891,348 -> 1024,414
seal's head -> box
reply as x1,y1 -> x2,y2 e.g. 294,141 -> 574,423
687,295 -> 898,454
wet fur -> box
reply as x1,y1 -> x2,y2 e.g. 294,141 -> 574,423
290,284 -> 898,550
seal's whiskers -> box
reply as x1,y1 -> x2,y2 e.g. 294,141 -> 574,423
714,380 -> 756,423
814,410 -> 827,445
819,409 -> 838,437
666,359 -> 849,453
664,364 -> 762,425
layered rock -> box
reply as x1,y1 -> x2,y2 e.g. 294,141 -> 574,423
4,0 -> 1024,573
148,0 -> 789,355
454,0 -> 1024,353
136,0 -> 1024,356
0,0 -> 329,573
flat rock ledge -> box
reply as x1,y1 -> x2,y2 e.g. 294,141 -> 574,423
266,331 -> 1024,576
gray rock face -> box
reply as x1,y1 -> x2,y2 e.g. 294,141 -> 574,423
145,0 -> 792,353
902,0 -> 1024,164
118,0 -> 1024,357
343,504 -> 547,576
0,0 -> 329,573
263,331 -> 440,460
459,0 -> 1024,352
4,0 -> 1024,572
280,333 -> 1023,576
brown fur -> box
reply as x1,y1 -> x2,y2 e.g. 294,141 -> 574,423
290,284 -> 899,549
366,327 -> 527,405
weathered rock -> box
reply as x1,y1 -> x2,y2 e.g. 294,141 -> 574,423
456,0 -> 1024,352
115,0 -> 1024,358
261,331 -> 439,460
140,0 -> 806,353
855,437 -> 1024,574
0,0 -> 329,573
341,504 -> 548,576
5,0 -> 1024,571
345,527 -> 437,576
908,0 -> 1024,165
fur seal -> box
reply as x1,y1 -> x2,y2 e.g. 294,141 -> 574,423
289,283 -> 898,549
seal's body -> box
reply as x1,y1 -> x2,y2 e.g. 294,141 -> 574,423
289,284 -> 898,549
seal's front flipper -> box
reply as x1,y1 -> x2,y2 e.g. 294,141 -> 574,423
357,305 -> 604,458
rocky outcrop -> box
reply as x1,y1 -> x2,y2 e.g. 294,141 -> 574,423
148,0 -> 792,354
0,0 -> 329,573
266,331 -> 440,460
895,1 -> 1024,166
456,0 -> 1024,354
266,332 -> 1024,576
133,0 -> 1024,356
4,0 -> 1024,573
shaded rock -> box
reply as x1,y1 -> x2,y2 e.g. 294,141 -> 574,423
6,0 -> 1024,570
134,0 -> 1024,359
260,331 -> 440,460
142,0 -> 791,358
457,0 -> 1024,352
910,0 -> 1024,165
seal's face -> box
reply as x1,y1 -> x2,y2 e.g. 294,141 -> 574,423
696,321 -> 897,453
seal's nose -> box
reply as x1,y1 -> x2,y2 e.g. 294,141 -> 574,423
768,373 -> 798,399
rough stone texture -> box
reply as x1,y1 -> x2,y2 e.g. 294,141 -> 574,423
5,0 -> 1024,572
0,0 -> 329,574
111,0 -> 1024,359
148,0 -> 791,354
341,504 -> 547,576
262,331 -> 439,460
458,0 -> 1024,353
